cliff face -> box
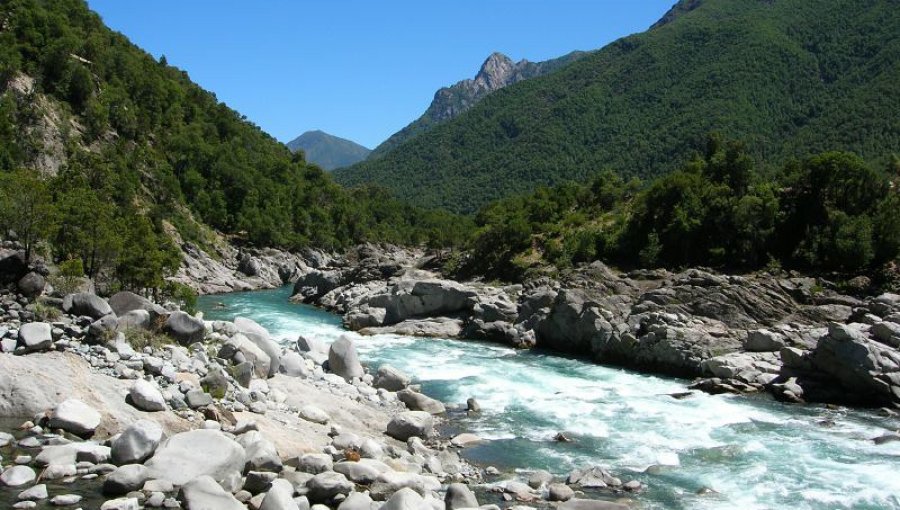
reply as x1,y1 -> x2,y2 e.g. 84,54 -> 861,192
367,50 -> 587,159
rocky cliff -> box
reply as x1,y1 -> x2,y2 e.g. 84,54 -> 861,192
367,51 -> 587,159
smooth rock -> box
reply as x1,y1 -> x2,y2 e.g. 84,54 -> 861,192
445,483 -> 479,509
145,429 -> 245,486
1,465 -> 36,487
558,499 -> 629,510
103,464 -> 151,496
386,411 -> 434,441
62,292 -> 113,319
128,379 -> 167,412
111,419 -> 164,465
17,272 -> 45,298
19,322 -> 52,352
306,472 -> 353,503
16,484 -> 48,501
383,487 -> 425,510
397,389 -> 445,414
48,399 -> 102,437
260,478 -> 299,510
374,365 -> 410,391
49,494 -> 82,506
178,475 -> 245,510
548,483 -> 575,502
163,312 -> 205,345
299,405 -> 330,425
328,336 -> 364,381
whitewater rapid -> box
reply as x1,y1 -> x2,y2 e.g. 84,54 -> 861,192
199,286 -> 900,510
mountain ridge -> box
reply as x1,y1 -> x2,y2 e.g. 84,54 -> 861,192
367,50 -> 587,159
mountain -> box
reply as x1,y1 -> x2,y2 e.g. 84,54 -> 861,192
368,50 -> 587,159
0,0 -> 466,291
286,130 -> 371,171
334,0 -> 900,214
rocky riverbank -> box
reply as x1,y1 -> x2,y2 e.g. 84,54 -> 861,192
291,245 -> 900,410
0,249 -> 639,510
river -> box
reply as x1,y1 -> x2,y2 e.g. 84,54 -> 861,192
198,286 -> 900,510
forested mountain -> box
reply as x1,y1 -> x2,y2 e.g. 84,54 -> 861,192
368,50 -> 586,159
0,0 -> 466,293
335,0 -> 900,214
286,130 -> 371,171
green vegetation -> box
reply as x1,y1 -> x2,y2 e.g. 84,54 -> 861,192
0,0 -> 468,294
336,0 -> 900,213
458,137 -> 900,282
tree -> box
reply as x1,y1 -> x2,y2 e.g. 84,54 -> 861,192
54,186 -> 121,279
0,169 -> 57,262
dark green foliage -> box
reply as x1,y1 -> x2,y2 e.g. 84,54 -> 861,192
336,0 -> 900,214
0,0 -> 467,284
460,139 -> 900,280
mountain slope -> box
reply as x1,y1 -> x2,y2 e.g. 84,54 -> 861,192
334,0 -> 900,214
0,0 -> 467,290
369,51 -> 586,159
286,130 -> 371,171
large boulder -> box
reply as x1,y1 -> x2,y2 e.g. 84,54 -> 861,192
0,251 -> 28,284
744,329 -> 786,352
259,478 -> 297,510
145,429 -> 245,486
307,471 -> 354,503
445,483 -> 479,510
386,411 -> 434,441
279,351 -> 310,377
19,321 -> 52,352
163,312 -> 206,345
17,271 -> 46,298
0,465 -> 36,487
108,291 -> 166,317
238,431 -> 283,473
235,317 -> 281,377
128,379 -> 167,412
374,365 -> 411,391
103,464 -> 151,496
383,488 -> 425,510
293,269 -> 345,302
219,333 -> 272,379
397,389 -> 445,414
178,475 -> 245,510
48,398 -> 102,437
63,292 -> 114,319
111,419 -> 164,465
328,336 -> 364,381
809,323 -> 900,405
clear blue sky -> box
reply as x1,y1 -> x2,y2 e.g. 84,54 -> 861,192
85,0 -> 674,149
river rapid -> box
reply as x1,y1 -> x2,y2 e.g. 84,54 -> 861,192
199,286 -> 900,510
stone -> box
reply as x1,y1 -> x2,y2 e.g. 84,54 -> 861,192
307,471 -> 354,503
178,475 -> 245,510
449,433 -> 481,447
238,431 -> 283,473
244,471 -> 278,494
386,411 -> 434,441
48,398 -> 102,437
103,464 -> 152,496
296,335 -> 327,354
108,291 -> 165,316
235,317 -> 282,377
17,484 -> 48,501
397,389 -> 445,414
328,336 -> 364,381
333,460 -> 387,484
466,398 -> 480,412
145,430 -> 246,486
872,321 -> 900,348
17,272 -> 45,298
128,379 -> 167,412
337,492 -> 373,510
297,454 -> 333,474
116,310 -> 152,332
260,478 -> 298,510
62,292 -> 113,319
548,483 -> 575,501
744,329 -> 786,352
383,487 -> 425,510
374,365 -> 411,391
527,470 -> 553,489
100,498 -> 140,510
0,251 -> 28,284
280,351 -> 310,377
112,419 -> 164,465
1,465 -> 36,487
185,389 -> 214,409
221,333 -> 272,379
163,311 -> 205,345
19,322 -> 52,352
49,494 -> 82,506
299,405 -> 330,425
445,483 -> 479,509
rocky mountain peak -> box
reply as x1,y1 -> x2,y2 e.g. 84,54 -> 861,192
474,52 -> 517,91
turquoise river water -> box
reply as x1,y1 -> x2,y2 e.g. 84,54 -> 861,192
198,286 -> 900,510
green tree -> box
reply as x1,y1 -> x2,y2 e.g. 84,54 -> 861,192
0,169 -> 58,262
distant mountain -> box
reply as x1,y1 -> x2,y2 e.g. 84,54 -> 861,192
368,50 -> 587,159
334,0 -> 900,214
286,130 -> 371,171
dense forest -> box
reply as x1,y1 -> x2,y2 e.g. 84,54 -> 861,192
454,136 -> 900,287
335,0 -> 900,214
0,0 -> 469,294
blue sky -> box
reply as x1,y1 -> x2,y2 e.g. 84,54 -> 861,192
86,1 -> 675,149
